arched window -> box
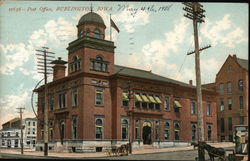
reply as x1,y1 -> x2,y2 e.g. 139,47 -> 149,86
94,29 -> 100,39
71,56 -> 81,73
90,55 -> 108,72
96,119 -> 103,139
174,122 -> 180,140
191,124 -> 196,141
122,119 -> 128,139
164,121 -> 170,140
86,28 -> 90,36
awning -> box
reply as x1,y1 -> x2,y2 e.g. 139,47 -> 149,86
174,100 -> 182,108
122,93 -> 129,101
154,96 -> 162,104
148,96 -> 156,103
135,94 -> 143,102
96,90 -> 103,94
141,95 -> 150,103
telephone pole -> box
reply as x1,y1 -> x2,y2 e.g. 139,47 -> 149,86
35,47 -> 54,156
17,107 -> 25,155
183,2 -> 211,161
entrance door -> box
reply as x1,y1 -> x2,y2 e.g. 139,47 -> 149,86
142,121 -> 152,144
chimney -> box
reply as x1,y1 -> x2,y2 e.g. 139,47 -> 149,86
233,54 -> 237,59
189,80 -> 193,85
51,57 -> 67,81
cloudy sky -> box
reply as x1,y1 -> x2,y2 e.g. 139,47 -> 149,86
0,1 -> 248,127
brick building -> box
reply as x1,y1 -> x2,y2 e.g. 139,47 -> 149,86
203,54 -> 248,142
35,11 -> 218,152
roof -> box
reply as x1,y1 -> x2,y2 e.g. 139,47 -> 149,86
237,58 -> 248,71
78,12 -> 106,28
0,128 -> 21,132
114,65 -> 205,90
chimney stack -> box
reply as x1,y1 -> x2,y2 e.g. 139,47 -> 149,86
189,80 -> 193,85
233,54 -> 237,59
51,57 -> 67,81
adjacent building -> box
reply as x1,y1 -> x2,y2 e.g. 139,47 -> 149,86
34,11 -> 218,152
203,54 -> 248,142
0,118 -> 37,149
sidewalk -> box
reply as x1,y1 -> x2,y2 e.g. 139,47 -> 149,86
0,142 -> 235,158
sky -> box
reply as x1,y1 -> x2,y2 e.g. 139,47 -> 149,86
0,1 -> 248,128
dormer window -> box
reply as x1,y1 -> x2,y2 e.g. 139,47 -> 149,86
79,29 -> 83,38
70,56 -> 81,73
94,28 -> 101,39
90,56 -> 108,72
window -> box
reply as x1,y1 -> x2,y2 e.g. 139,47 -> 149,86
164,121 -> 170,140
71,56 -> 81,73
94,28 -> 101,39
240,116 -> 244,125
228,117 -> 232,131
86,28 -> 90,36
228,98 -> 232,110
239,96 -> 243,109
207,125 -> 212,141
72,116 -> 77,139
95,119 -> 103,139
95,87 -> 103,106
135,120 -> 140,139
72,88 -> 78,107
238,80 -> 243,92
49,95 -> 54,111
219,83 -> 224,95
220,99 -> 224,111
90,56 -> 108,72
28,122 -> 30,126
7,132 -> 10,136
49,128 -> 53,140
174,122 -> 180,140
2,139 -> 5,146
191,101 -> 196,114
174,99 -> 182,112
135,94 -> 142,108
59,92 -> 67,109
220,118 -> 224,132
121,119 -> 129,139
141,94 -> 149,109
227,82 -> 232,93
33,122 -> 35,126
42,103 -> 45,113
28,128 -> 30,134
16,132 -> 19,137
154,95 -> 161,110
15,139 -> 18,148
206,103 -> 211,116
79,29 -> 83,38
165,96 -> 170,111
122,92 -> 129,107
155,121 -> 160,140
191,124 -> 196,141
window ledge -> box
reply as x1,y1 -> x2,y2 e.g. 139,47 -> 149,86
95,105 -> 104,107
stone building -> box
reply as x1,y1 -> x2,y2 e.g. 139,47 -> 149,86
34,11 -> 218,152
203,54 -> 248,142
0,118 -> 37,149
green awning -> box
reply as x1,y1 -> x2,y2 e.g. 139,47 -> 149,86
174,100 -> 182,108
141,95 -> 150,103
148,96 -> 157,103
122,93 -> 129,101
154,96 -> 162,104
135,94 -> 143,102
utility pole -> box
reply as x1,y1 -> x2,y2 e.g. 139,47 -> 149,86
183,2 -> 211,161
17,107 -> 25,155
36,47 -> 54,156
127,80 -> 133,154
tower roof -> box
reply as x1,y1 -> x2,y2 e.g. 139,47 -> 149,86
78,12 -> 106,28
